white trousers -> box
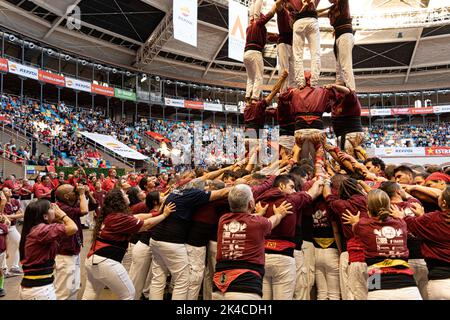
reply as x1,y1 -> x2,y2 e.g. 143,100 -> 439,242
263,253 -> 296,300
335,33 -> 355,90
186,244 -> 207,300
149,239 -> 190,300
203,240 -> 217,300
20,199 -> 32,214
292,18 -> 321,87
244,50 -> 264,100
212,291 -> 261,300
6,225 -> 20,271
82,254 -> 135,300
278,43 -> 295,91
367,286 -> 422,300
20,283 -> 57,300
128,240 -> 153,299
54,254 -> 80,300
409,258 -> 429,300
339,252 -> 368,300
428,278 -> 450,300
293,241 -> 315,300
314,247 -> 341,300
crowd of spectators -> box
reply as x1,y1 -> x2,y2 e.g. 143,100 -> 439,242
361,123 -> 450,148
2,94 -> 450,171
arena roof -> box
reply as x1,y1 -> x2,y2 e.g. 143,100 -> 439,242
0,0 -> 450,92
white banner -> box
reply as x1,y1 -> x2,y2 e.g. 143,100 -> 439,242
165,97 -> 185,107
137,90 -> 149,101
8,61 -> 38,80
370,108 -> 392,116
224,104 -> 238,112
229,0 -> 248,62
80,132 -> 148,160
434,105 -> 450,114
204,102 -> 223,112
374,147 -> 425,157
65,77 -> 92,93
173,0 -> 197,47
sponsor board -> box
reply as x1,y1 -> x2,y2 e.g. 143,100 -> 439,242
374,147 -> 425,157
203,102 -> 223,112
91,84 -> 114,97
8,61 -> 39,80
425,147 -> 450,156
0,58 -> 8,72
38,70 -> 65,86
224,104 -> 238,112
184,100 -> 204,110
65,77 -> 92,93
164,98 -> 185,107
80,131 -> 148,160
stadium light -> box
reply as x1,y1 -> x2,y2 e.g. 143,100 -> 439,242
155,76 -> 160,82
81,60 -> 88,66
8,34 -> 16,42
46,48 -> 54,56
64,54 -> 71,61
112,68 -> 117,74
28,42 -> 35,49
126,71 -> 131,77
141,74 -> 147,83
97,64 -> 103,70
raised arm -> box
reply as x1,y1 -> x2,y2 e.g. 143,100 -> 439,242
264,70 -> 289,104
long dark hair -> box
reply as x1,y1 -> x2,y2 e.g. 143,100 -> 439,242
92,188 -> 129,244
19,199 -> 51,260
127,187 -> 143,206
339,178 -> 364,200
145,191 -> 160,211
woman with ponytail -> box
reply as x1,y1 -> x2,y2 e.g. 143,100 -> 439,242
82,188 -> 175,300
343,189 -> 422,300
19,200 -> 78,300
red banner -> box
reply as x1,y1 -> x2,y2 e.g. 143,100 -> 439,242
391,108 -> 411,115
361,109 -> 370,116
38,70 -> 65,86
0,58 -> 8,72
146,131 -> 170,143
409,107 -> 434,115
425,147 -> 450,156
91,84 -> 114,97
184,100 -> 204,110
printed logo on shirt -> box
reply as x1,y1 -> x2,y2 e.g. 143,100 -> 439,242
313,209 -> 329,228
221,220 -> 247,260
373,226 -> 405,257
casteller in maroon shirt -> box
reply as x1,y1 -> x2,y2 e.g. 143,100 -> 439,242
245,13 -> 274,52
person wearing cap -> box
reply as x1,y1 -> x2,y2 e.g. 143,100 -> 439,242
424,172 -> 450,191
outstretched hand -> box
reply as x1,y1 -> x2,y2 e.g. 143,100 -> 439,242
342,209 -> 360,226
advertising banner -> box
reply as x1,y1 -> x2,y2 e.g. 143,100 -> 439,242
425,147 -> 450,157
228,0 -> 248,61
0,58 -> 8,72
173,0 -> 197,47
374,147 -> 425,157
91,84 -> 114,97
8,61 -> 38,80
38,70 -> 65,86
203,102 -> 223,111
65,77 -> 92,93
165,97 -> 185,107
184,100 -> 204,110
224,104 -> 238,112
114,88 -> 137,101
80,132 -> 148,160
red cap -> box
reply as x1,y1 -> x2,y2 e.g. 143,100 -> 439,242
425,172 -> 450,183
